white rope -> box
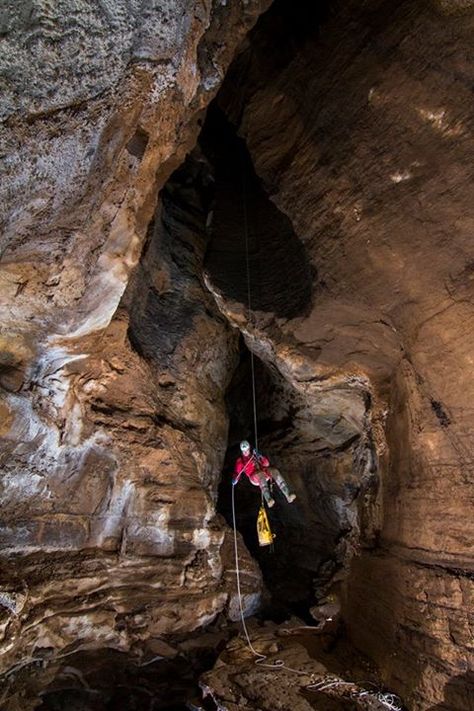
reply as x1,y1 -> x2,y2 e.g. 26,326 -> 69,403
233,148 -> 292,666
241,156 -> 259,455
231,482 -> 264,658
306,677 -> 403,709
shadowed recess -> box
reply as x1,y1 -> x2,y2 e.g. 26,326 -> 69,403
202,104 -> 313,319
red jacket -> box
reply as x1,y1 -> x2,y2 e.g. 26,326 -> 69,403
233,451 -> 271,486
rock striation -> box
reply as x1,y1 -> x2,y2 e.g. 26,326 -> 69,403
0,2 -> 270,708
213,0 -> 474,707
1,0 -> 473,709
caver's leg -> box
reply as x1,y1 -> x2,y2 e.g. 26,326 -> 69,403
268,467 -> 296,503
254,469 -> 275,508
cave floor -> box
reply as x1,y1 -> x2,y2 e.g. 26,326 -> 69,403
202,617 -> 403,711
34,614 -> 403,711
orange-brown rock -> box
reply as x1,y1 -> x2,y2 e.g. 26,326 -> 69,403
1,0 -> 474,709
214,1 -> 474,707
0,2 -> 270,708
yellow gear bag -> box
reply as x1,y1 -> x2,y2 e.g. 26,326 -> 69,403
257,505 -> 274,547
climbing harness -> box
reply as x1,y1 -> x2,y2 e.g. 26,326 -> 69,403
234,451 -> 276,546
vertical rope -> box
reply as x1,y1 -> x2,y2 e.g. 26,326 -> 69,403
241,156 -> 259,455
231,141 -> 275,658
231,483 -> 265,659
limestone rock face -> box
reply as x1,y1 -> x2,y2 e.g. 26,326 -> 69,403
1,0 -> 474,709
215,1 -> 474,708
0,2 -> 270,707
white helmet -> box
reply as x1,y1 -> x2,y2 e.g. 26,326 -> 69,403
240,440 -> 251,453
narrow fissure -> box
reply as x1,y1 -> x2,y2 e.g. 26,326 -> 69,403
216,339 -> 366,622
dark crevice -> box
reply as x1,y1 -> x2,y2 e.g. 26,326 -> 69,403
201,103 -> 313,319
431,398 -> 451,427
217,340 -> 369,621
36,642 -> 224,711
125,152 -> 213,367
126,126 -> 149,160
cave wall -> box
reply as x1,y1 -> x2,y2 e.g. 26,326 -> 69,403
1,0 -> 473,708
0,2 -> 271,707
215,0 -> 474,707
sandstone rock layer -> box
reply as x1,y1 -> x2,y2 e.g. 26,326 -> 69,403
215,0 -> 474,707
0,0 -> 473,709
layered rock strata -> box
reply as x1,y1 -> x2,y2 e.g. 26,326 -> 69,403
214,0 -> 474,707
0,2 -> 270,707
0,0 -> 473,709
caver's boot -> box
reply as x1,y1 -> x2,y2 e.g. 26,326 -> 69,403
258,478 -> 275,508
281,483 -> 296,503
262,487 -> 275,508
272,470 -> 296,503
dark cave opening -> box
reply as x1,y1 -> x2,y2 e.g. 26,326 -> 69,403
199,101 -> 356,619
201,103 -> 313,319
36,644 -> 222,711
216,338 -> 365,624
